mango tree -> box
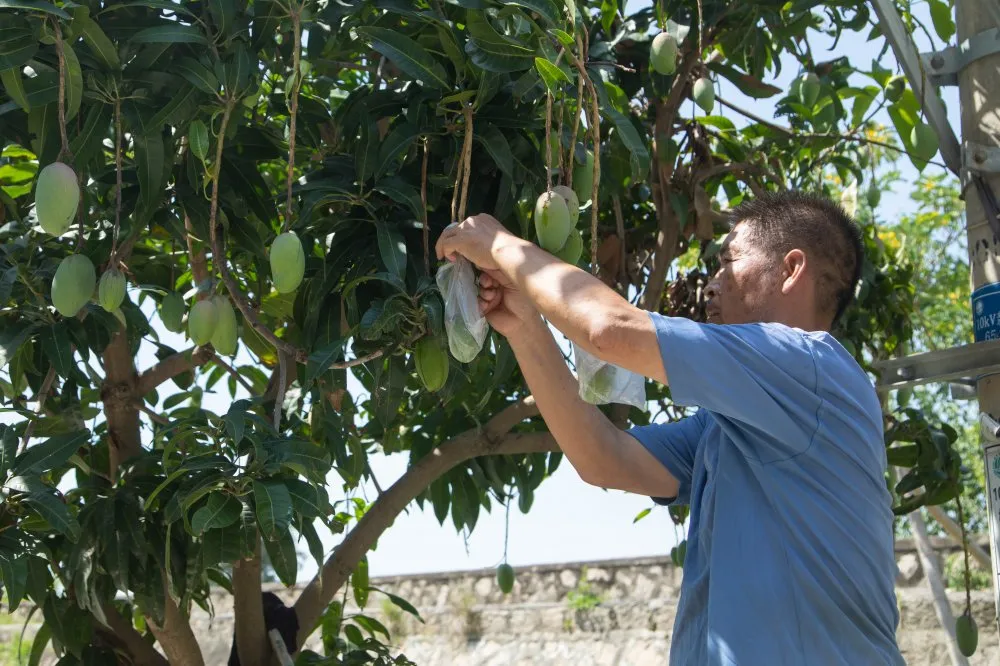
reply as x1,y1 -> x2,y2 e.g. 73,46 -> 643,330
0,0 -> 972,664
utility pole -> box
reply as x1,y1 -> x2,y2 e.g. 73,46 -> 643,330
868,0 -> 1000,652
956,0 -> 1000,646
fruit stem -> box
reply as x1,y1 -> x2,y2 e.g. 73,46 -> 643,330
421,138 -> 430,275
956,495 -> 972,614
52,19 -> 73,164
545,91 -> 553,191
283,2 -> 302,233
112,97 -> 123,262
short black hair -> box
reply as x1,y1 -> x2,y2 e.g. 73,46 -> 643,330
728,190 -> 864,327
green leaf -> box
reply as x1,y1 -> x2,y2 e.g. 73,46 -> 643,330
354,613 -> 391,640
375,177 -> 424,220
549,28 -> 574,46
504,0 -> 560,24
284,478 -> 328,518
25,489 -> 81,540
190,492 -> 242,535
305,339 -> 346,387
43,594 -> 92,657
175,58 -> 220,95
0,0 -> 69,18
355,26 -> 450,90
707,61 -> 782,99
372,586 -> 425,622
534,57 -> 570,92
13,431 -> 88,476
70,103 -> 112,167
253,480 -> 292,540
277,441 -> 331,478
201,523 -> 243,565
0,425 -> 17,479
375,121 -> 420,179
62,41 -> 83,122
465,13 -> 536,73
300,519 -> 325,570
0,19 -> 38,71
375,221 -> 407,279
133,131 -> 165,222
633,507 -> 651,523
1,67 -> 29,112
74,12 -> 120,70
355,121 -> 378,183
27,622 -> 50,666
352,556 -> 369,608
39,323 -> 74,379
262,527 -> 297,586
131,24 -> 209,45
928,0 -> 955,43
476,123 -> 514,177
146,85 -> 199,131
223,401 -> 247,445
0,554 -> 27,611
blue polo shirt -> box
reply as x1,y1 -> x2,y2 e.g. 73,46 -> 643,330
628,313 -> 904,665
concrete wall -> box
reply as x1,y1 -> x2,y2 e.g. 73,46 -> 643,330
4,538 -> 998,665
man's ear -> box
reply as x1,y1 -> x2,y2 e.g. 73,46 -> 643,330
781,249 -> 807,294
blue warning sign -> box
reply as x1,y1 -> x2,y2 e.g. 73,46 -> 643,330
973,282 -> 1000,342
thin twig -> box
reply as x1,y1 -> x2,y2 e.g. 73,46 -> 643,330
210,353 -> 255,394
612,195 -> 627,288
135,401 -> 170,426
696,0 -> 705,57
715,95 -> 950,170
18,367 -> 57,456
956,496 -> 972,614
569,35 -> 602,276
556,96 -> 566,177
568,61 -> 585,188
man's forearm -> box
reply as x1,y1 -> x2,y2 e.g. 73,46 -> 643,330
490,238 -> 665,385
506,318 -> 623,486
492,238 -> 627,358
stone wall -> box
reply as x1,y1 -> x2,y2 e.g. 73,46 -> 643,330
4,538 -> 998,665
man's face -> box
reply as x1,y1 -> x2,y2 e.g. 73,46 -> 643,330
704,222 -> 782,325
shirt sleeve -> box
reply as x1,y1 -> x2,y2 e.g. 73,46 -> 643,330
626,410 -> 707,506
647,312 -> 823,464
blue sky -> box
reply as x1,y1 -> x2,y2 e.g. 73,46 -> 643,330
4,0 -> 962,584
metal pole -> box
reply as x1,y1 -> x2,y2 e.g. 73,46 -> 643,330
868,0 -> 962,176
956,0 -> 1000,643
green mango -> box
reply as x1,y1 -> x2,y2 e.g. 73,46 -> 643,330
496,563 -> 515,594
270,231 -> 305,293
955,612 -> 978,657
534,191 -> 572,253
910,123 -> 939,163
573,149 -> 595,205
798,73 -> 820,108
51,254 -> 96,318
210,296 -> 238,356
885,75 -> 905,103
551,185 -> 580,227
554,228 -> 583,265
447,320 -> 482,363
35,162 -> 80,236
692,77 -> 715,114
649,33 -> 678,75
159,292 -> 186,333
188,298 -> 218,346
414,336 -> 449,392
98,268 -> 126,312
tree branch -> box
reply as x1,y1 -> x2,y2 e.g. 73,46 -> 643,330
925,504 -> 992,570
233,538 -> 269,666
293,398 -> 552,642
136,346 -> 214,396
210,353 -> 255,394
101,603 -> 170,666
146,590 -> 206,666
18,366 -> 57,455
185,213 -> 210,288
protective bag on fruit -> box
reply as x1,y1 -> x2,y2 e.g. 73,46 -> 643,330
573,342 -> 646,409
435,255 -> 489,363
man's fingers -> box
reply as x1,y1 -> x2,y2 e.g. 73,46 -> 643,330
435,224 -> 459,261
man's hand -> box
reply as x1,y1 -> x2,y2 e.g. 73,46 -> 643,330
435,213 -> 522,271
477,269 -> 542,339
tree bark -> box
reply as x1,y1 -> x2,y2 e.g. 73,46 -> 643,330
910,510 -> 969,666
233,538 -> 269,666
136,346 -> 213,396
101,604 -> 170,666
146,585 -> 206,666
102,329 -> 142,472
293,398 -> 554,643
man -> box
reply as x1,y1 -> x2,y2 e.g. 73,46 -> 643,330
436,190 -> 905,665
